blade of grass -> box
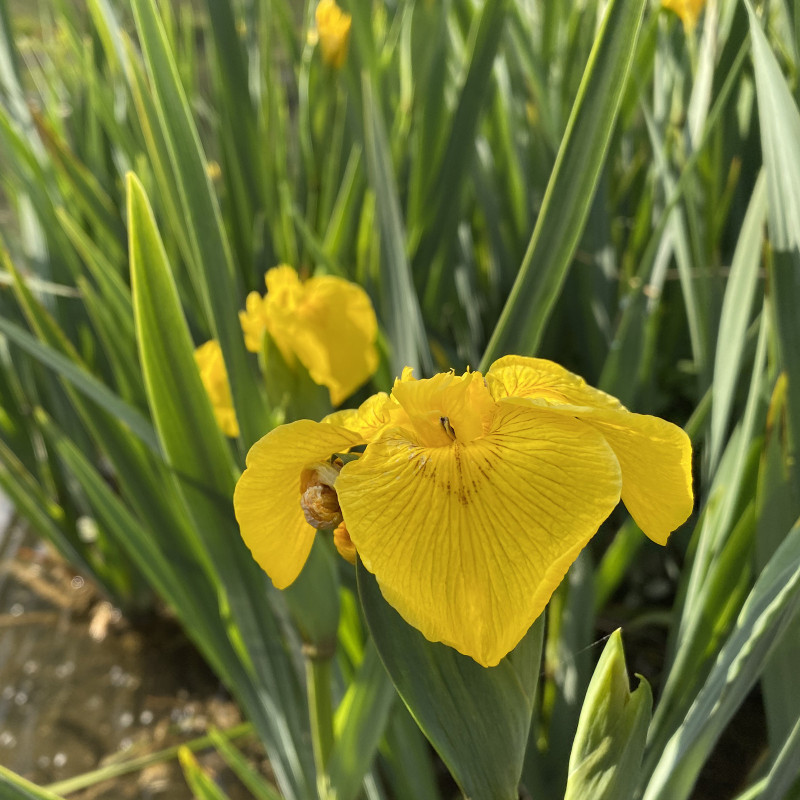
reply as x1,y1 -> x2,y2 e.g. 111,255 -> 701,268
414,0 -> 510,303
207,728 -> 284,800
481,0 -> 648,367
708,171 -> 767,472
0,304 -> 159,454
46,724 -> 254,796
747,0 -> 800,496
0,767 -> 67,800
361,77 -> 431,376
178,747 -> 233,800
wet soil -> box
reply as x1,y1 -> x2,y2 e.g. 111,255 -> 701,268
0,505 -> 266,799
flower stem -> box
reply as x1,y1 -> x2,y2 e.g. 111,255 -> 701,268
306,654 -> 335,799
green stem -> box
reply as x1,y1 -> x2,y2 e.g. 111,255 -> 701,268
307,655 -> 336,799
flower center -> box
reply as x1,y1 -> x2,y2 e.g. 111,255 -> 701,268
440,416 -> 457,440
300,460 -> 344,530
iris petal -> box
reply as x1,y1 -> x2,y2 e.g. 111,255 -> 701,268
488,356 -> 693,543
487,355 -> 624,410
234,420 -> 364,588
292,276 -> 379,406
336,404 -> 622,667
562,408 -> 692,545
323,392 -> 409,440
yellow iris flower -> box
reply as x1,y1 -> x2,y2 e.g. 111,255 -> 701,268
239,265 -> 379,406
234,356 -> 693,667
662,0 -> 706,30
315,0 -> 352,69
194,340 -> 239,438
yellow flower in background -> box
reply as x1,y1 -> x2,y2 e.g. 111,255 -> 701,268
662,0 -> 706,30
234,357 -> 693,667
315,0 -> 352,69
239,265 -> 379,406
194,340 -> 239,438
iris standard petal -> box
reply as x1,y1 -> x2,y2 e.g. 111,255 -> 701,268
292,276 -> 379,406
323,391 -> 409,440
487,355 -> 624,411
488,356 -> 693,544
336,403 -> 622,667
234,420 -> 364,588
391,370 -> 495,446
561,406 -> 692,545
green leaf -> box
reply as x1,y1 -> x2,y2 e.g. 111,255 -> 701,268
0,766 -> 67,800
413,0 -> 510,297
178,747 -> 231,800
206,729 -> 283,800
709,172 -> 767,472
33,409 -> 222,652
565,630 -> 652,800
127,171 -> 314,800
32,112 -> 126,256
0,438 -> 78,567
0,252 -> 159,453
642,520 -> 800,800
327,640 -> 397,800
380,702 -> 441,800
747,0 -> 800,496
481,0 -> 648,367
757,376 -> 800,751
358,562 -> 542,800
129,0 -> 267,447
647,316 -> 768,760
361,77 -> 432,377
755,713 -> 800,800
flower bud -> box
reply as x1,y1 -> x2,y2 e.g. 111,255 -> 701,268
315,0 -> 351,69
300,460 -> 344,530
565,629 -> 652,800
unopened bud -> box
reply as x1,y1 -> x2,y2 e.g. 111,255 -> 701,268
565,629 -> 652,800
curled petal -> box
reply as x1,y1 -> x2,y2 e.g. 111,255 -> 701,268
260,270 -> 378,406
337,404 -> 622,667
391,370 -> 495,446
234,420 -> 364,588
487,355 -> 623,411
323,391 -> 409,440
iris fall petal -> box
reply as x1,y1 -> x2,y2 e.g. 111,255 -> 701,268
234,420 -> 363,588
487,356 -> 693,544
336,403 -> 623,667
